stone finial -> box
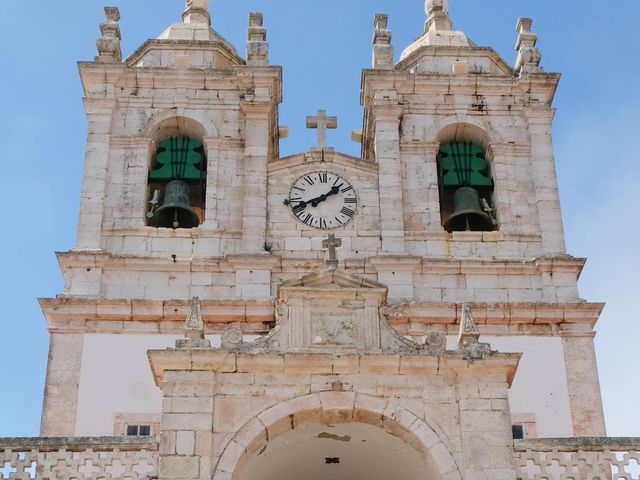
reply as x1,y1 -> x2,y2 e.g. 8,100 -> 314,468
515,18 -> 543,74
95,6 -> 122,63
175,297 -> 211,348
183,0 -> 211,26
457,304 -> 492,360
425,0 -> 453,32
247,13 -> 269,66
372,14 -> 394,70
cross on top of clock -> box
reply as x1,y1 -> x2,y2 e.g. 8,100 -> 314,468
306,110 -> 337,149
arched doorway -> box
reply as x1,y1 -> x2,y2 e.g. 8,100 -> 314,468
213,392 -> 462,480
234,422 -> 431,480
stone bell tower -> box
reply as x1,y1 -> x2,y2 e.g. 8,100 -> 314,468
40,0 -> 282,436
37,1 -> 609,479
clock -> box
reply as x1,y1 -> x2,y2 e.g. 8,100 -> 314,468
286,171 -> 358,229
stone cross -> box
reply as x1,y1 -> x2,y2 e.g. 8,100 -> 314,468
306,110 -> 337,149
322,234 -> 342,270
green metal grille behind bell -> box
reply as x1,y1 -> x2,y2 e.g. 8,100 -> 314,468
148,137 -> 206,181
439,142 -> 493,188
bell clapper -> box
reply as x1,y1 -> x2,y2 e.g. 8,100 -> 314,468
173,209 -> 180,229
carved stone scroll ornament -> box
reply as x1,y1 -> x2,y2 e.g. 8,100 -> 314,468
424,331 -> 446,355
221,326 -> 244,350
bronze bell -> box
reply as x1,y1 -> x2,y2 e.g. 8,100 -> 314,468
444,187 -> 494,232
154,180 -> 200,229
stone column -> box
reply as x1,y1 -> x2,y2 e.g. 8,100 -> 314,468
75,100 -> 115,251
201,137 -> 224,230
524,107 -> 566,255
159,370 -> 216,480
456,372 -> 517,479
560,325 -> 607,436
107,137 -> 153,229
40,334 -> 84,436
241,102 -> 272,253
373,100 -> 405,254
401,141 -> 440,232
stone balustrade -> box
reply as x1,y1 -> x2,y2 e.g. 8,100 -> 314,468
0,437 -> 158,479
2,435 -> 639,479
515,438 -> 640,479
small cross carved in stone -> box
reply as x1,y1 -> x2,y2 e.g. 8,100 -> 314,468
306,110 -> 337,149
322,234 -> 342,270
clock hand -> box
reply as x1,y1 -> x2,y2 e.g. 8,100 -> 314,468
290,184 -> 344,211
309,184 -> 343,207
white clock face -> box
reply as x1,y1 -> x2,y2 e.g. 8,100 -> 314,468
287,172 -> 358,229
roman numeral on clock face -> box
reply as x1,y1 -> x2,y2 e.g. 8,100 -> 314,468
302,213 -> 314,226
341,207 -> 355,217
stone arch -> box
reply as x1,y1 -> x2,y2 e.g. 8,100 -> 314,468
429,117 -> 499,232
428,115 -> 502,148
212,392 -> 463,480
142,113 -> 208,151
143,113 -> 209,228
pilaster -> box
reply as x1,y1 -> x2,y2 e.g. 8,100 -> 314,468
373,101 -> 406,254
40,334 -> 84,436
158,370 -> 216,480
560,325 -> 607,436
202,137 -> 244,232
456,371 -> 517,479
241,102 -> 273,253
524,107 -> 566,255
75,100 -> 116,251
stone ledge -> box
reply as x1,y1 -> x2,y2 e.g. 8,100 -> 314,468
514,437 -> 640,452
40,297 -> 275,334
147,350 -> 521,387
0,436 -> 159,451
56,251 -> 586,277
40,298 -> 603,334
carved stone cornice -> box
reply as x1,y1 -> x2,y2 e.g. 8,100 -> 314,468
148,348 -> 521,387
39,297 -> 276,334
383,301 -> 604,329
400,141 -> 440,154
368,256 -> 422,273
204,136 -> 245,150
487,142 -> 531,156
226,254 -> 282,271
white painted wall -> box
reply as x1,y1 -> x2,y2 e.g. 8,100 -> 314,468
75,334 -> 219,436
446,335 -> 573,437
486,336 -> 573,438
76,334 -> 572,438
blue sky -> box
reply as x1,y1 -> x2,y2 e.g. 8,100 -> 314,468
0,0 -> 638,437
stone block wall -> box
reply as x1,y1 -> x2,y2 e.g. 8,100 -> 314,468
149,349 -> 520,479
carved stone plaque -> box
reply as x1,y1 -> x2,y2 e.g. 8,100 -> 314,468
312,315 -> 357,346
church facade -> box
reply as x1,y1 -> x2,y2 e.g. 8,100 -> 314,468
5,1 -> 637,479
